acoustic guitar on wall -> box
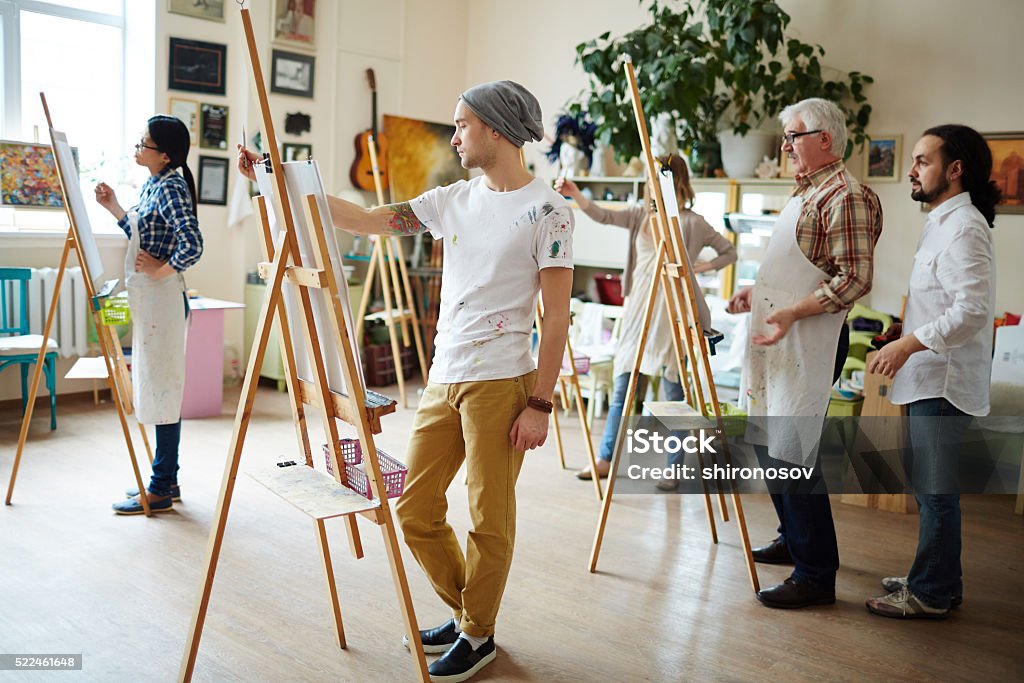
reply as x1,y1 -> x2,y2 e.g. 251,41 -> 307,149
349,68 -> 388,191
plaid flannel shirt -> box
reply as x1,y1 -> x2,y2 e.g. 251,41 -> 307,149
117,167 -> 202,272
793,160 -> 883,312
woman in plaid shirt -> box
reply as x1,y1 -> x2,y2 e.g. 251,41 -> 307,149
95,115 -> 203,515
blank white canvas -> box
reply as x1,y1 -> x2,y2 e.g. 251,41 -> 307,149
51,129 -> 104,283
255,160 -> 365,396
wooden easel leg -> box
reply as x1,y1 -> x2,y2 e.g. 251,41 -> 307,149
355,239 -> 379,344
6,239 -> 71,505
316,518 -> 347,649
138,423 -> 154,466
393,238 -> 429,382
572,377 -> 602,500
694,452 -> 718,544
730,491 -> 759,592
590,244 -> 666,572
179,238 -> 289,682
377,510 -> 430,682
550,400 -> 566,470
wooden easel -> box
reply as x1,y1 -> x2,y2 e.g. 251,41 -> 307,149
353,137 -> 427,408
534,303 -> 603,499
5,93 -> 153,515
178,8 -> 428,681
587,57 -> 759,593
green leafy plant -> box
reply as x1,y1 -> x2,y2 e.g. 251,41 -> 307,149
568,0 -> 873,164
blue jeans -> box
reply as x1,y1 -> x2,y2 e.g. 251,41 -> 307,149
149,420 -> 181,497
766,323 -> 850,588
598,371 -> 684,462
905,397 -> 970,609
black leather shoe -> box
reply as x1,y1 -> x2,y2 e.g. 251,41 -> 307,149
403,618 -> 460,654
428,637 -> 496,682
752,537 -> 793,565
757,577 -> 836,609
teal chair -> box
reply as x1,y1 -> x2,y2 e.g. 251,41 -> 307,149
0,268 -> 58,429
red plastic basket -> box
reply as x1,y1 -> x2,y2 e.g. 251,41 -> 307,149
323,438 -> 407,500
322,438 -> 361,476
562,353 -> 591,374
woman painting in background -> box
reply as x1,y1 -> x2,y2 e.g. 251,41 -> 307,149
555,154 -> 736,481
95,115 -> 203,515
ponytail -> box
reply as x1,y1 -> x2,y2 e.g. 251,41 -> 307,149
147,114 -> 198,214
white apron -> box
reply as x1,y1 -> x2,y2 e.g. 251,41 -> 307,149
125,211 -> 188,425
743,196 -> 846,465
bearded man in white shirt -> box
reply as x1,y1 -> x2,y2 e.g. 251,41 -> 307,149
866,124 -> 1001,619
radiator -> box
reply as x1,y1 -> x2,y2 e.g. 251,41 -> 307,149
24,267 -> 90,358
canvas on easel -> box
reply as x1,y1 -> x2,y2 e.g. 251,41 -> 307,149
5,93 -> 154,516
177,6 -> 428,681
586,57 -> 759,593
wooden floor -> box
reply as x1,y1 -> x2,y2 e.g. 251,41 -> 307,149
2,384 -> 1022,682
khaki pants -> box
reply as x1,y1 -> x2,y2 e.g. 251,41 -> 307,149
395,371 -> 536,638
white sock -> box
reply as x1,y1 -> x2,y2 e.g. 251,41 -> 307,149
458,632 -> 487,650
452,618 -> 462,633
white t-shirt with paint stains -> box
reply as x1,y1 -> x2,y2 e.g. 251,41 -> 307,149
411,176 -> 574,383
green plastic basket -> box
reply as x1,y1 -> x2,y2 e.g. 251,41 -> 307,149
100,293 -> 131,325
704,401 -> 747,437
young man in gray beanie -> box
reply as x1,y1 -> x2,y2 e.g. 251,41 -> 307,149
240,80 -> 573,681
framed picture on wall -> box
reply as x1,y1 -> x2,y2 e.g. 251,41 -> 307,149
273,0 -> 317,49
270,50 -> 315,98
864,134 -> 902,182
168,0 -> 225,22
282,142 -> 312,162
168,38 -> 227,95
200,103 -> 229,150
169,97 -> 200,146
985,131 -> 1024,214
198,156 -> 229,205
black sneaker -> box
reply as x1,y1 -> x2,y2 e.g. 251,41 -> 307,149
428,637 -> 496,683
403,618 -> 460,654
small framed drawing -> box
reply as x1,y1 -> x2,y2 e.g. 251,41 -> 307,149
864,135 -> 902,182
169,97 -> 200,146
282,142 -> 312,162
167,0 -> 224,22
168,38 -> 227,95
200,103 -> 229,150
198,156 -> 229,205
273,0 -> 317,49
985,131 -> 1024,214
270,50 -> 315,98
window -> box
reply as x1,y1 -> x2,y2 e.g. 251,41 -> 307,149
0,0 -> 152,234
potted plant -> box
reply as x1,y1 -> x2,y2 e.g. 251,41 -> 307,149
567,0 -> 874,177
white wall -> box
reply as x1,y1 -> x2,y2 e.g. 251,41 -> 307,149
0,0 -> 468,402
464,0 -> 1024,316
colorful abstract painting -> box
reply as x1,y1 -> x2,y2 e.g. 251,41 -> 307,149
0,141 -> 64,208
382,115 -> 467,201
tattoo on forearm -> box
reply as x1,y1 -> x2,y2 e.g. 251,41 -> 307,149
387,203 -> 426,235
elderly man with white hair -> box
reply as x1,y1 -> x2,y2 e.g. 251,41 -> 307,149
727,97 -> 883,609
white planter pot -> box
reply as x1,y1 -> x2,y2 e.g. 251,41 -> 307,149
719,131 -> 777,179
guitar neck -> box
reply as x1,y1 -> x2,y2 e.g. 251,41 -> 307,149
371,91 -> 378,139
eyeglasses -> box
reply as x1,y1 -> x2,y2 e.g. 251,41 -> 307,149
782,130 -> 823,145
135,140 -> 160,152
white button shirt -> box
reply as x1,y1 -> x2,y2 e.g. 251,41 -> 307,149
891,192 -> 996,416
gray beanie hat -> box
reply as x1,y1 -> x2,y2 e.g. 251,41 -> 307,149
460,80 -> 544,148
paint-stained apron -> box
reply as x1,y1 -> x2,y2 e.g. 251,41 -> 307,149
125,211 -> 187,425
743,196 -> 846,466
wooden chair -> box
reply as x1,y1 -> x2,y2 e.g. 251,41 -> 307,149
0,267 -> 58,429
